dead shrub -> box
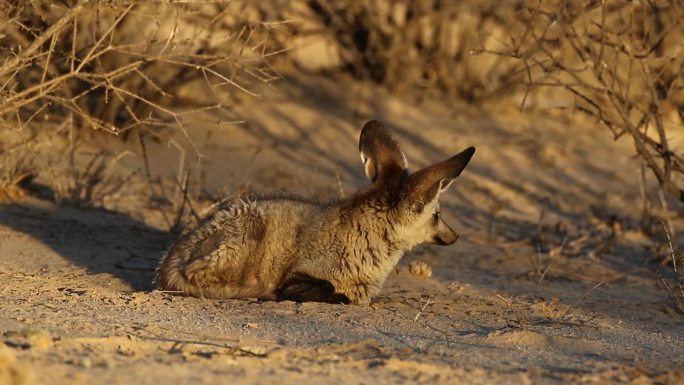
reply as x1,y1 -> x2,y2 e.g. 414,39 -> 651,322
470,0 -> 684,311
0,1 -> 289,211
0,1 -> 284,140
472,0 -> 684,205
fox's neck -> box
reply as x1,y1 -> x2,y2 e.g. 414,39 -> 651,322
335,187 -> 407,254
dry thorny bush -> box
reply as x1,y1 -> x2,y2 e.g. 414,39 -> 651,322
473,0 -> 684,205
0,1 -> 284,137
0,1 -> 287,221
471,0 -> 684,311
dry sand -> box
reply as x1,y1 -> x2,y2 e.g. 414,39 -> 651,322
1,72 -> 683,385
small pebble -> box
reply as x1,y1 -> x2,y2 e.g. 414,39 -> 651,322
407,260 -> 432,278
27,330 -> 52,352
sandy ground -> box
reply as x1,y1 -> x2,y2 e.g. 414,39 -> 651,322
1,72 -> 683,385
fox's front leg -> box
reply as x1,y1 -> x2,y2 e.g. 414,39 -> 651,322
276,274 -> 350,304
334,282 -> 379,305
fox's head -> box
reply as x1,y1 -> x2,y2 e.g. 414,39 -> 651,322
359,120 -> 475,250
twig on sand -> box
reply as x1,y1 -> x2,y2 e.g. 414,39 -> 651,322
659,218 -> 677,272
657,272 -> 684,314
413,298 -> 432,322
528,235 -> 566,285
495,294 -> 528,328
656,221 -> 684,314
137,335 -> 269,357
538,237 -> 567,285
559,281 -> 605,321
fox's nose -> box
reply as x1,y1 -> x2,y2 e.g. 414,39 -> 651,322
433,231 -> 458,246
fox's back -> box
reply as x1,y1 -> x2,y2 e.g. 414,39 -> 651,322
154,195 -> 326,297
247,196 -> 326,286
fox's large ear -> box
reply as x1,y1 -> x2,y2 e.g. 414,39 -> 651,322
359,120 -> 408,182
408,147 -> 475,208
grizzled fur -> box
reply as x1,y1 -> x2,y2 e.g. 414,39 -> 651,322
154,120 -> 475,304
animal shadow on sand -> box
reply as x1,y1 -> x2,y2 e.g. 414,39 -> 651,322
0,199 -> 171,291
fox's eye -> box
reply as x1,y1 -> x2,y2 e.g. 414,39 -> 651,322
433,212 -> 441,222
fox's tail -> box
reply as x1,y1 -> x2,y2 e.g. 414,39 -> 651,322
153,251 -> 270,299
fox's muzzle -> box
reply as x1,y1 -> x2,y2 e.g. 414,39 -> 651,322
433,219 -> 459,245
433,232 -> 458,245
